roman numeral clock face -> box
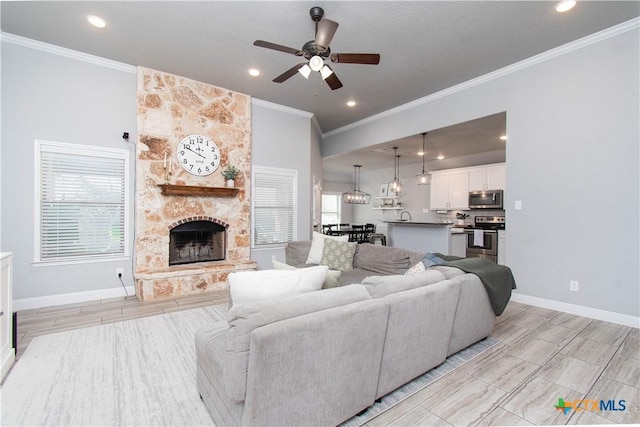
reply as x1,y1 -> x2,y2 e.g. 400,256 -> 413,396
176,135 -> 220,176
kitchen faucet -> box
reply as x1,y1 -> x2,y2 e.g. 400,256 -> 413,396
400,211 -> 412,221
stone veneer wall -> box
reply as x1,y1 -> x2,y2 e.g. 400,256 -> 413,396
134,67 -> 256,301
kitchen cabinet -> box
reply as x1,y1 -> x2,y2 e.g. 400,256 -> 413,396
0,253 -> 14,382
469,164 -> 506,191
430,170 -> 469,210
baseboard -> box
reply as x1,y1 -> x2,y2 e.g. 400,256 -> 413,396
510,292 -> 639,328
13,286 -> 136,311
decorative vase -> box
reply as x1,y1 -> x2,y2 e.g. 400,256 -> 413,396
226,179 -> 235,188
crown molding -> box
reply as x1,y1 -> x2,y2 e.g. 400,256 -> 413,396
323,17 -> 640,139
251,98 -> 314,119
0,32 -> 136,73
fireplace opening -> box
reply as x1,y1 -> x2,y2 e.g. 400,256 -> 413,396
169,220 -> 227,266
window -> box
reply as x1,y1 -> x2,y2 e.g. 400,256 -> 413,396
35,140 -> 129,264
252,166 -> 297,247
321,193 -> 341,225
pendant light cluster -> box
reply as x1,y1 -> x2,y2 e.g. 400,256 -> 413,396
342,165 -> 371,204
388,147 -> 403,195
415,132 -> 432,185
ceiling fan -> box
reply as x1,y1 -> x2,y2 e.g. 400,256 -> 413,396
253,6 -> 381,90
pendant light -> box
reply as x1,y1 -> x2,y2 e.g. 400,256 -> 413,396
342,165 -> 371,204
388,147 -> 403,195
415,132 -> 432,185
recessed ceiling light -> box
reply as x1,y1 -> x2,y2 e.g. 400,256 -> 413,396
555,0 -> 577,13
418,151 -> 425,156
437,155 -> 445,160
248,68 -> 260,77
346,100 -> 356,107
500,135 -> 507,141
87,15 -> 107,28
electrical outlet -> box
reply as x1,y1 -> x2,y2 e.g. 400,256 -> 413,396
569,280 -> 579,292
422,208 -> 429,213
271,255 -> 276,262
116,268 -> 124,278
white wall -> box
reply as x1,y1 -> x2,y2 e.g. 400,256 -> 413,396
322,23 -> 640,320
250,100 -> 315,269
1,38 -> 137,302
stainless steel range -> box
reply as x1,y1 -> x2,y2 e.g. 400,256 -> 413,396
465,216 -> 505,263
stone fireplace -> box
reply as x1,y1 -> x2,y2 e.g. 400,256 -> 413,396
134,67 -> 257,301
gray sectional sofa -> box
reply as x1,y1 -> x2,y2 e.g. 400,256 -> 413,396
195,242 -> 496,426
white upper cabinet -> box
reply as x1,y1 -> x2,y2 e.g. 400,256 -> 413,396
430,170 -> 469,210
468,164 -> 506,191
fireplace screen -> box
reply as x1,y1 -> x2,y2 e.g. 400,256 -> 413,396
169,220 -> 226,266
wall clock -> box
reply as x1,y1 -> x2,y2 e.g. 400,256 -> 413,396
176,134 -> 220,176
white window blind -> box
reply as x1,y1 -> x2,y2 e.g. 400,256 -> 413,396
252,166 -> 297,247
36,141 -> 129,263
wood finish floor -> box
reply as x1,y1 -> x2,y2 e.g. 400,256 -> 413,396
13,294 -> 640,426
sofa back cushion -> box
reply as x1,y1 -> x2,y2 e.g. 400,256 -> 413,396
224,284 -> 371,401
355,243 -> 425,275
362,270 -> 446,298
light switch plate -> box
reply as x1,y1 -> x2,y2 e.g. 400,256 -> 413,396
515,200 -> 522,210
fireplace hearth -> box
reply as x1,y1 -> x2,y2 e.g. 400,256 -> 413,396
169,220 -> 227,266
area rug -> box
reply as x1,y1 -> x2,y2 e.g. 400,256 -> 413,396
1,305 -> 498,426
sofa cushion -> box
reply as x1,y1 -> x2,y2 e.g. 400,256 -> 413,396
224,284 -> 371,402
362,270 -> 447,298
228,266 -> 328,307
355,243 -> 424,275
272,259 -> 342,289
320,238 -> 357,271
306,232 -> 349,264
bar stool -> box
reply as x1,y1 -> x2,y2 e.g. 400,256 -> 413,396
369,233 -> 387,246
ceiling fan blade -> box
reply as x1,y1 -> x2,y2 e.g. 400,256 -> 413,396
253,40 -> 303,56
273,63 -> 306,83
331,53 -> 381,65
315,19 -> 339,50
324,67 -> 343,90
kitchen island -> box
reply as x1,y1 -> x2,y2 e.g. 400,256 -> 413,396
384,221 -> 457,255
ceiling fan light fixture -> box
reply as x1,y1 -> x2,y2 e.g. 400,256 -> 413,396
298,64 -> 312,79
416,132 -> 432,185
309,55 -> 324,72
320,64 -> 333,80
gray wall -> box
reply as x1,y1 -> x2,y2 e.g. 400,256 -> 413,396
1,40 -> 138,301
1,39 -> 316,303
249,100 -> 315,269
322,26 -> 639,318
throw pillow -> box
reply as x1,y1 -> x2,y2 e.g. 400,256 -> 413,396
404,261 -> 426,275
422,253 -> 447,268
272,259 -> 342,289
320,238 -> 357,271
228,266 -> 328,306
306,231 -> 349,264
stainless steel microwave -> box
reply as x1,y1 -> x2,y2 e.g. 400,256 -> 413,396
469,190 -> 504,209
